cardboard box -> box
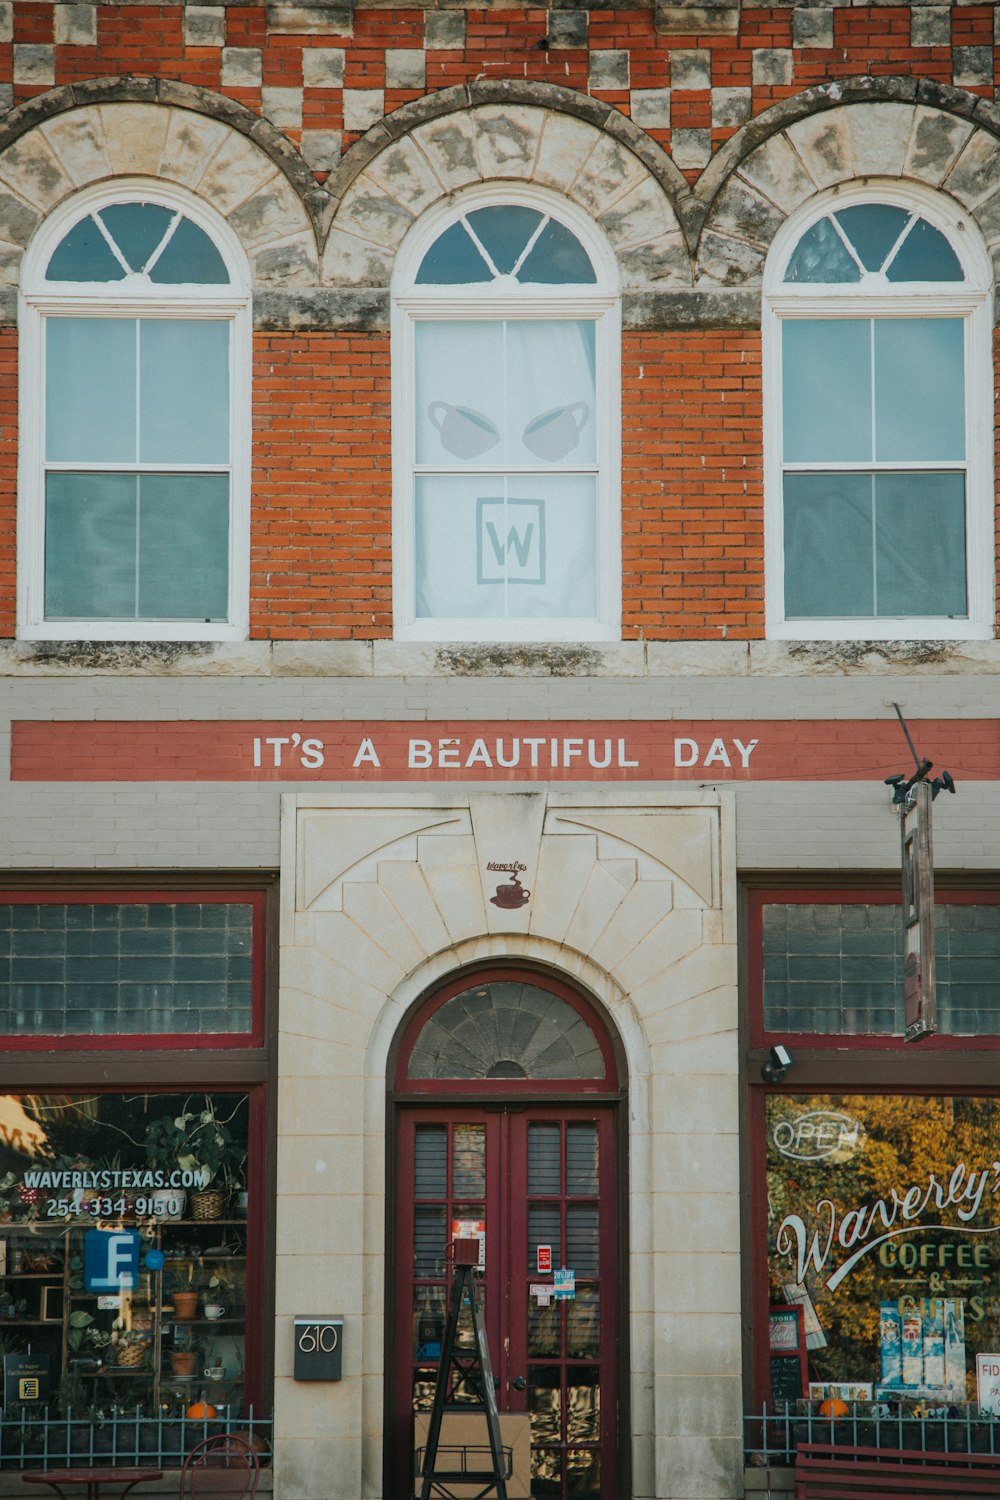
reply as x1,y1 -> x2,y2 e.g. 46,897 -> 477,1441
413,1412 -> 531,1498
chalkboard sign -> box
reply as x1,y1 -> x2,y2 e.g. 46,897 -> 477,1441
769,1304 -> 807,1408
293,1315 -> 343,1381
770,1349 -> 804,1406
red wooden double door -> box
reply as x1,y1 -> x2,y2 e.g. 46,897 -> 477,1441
392,1104 -> 619,1500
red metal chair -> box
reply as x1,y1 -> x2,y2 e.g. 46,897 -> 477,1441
179,1436 -> 260,1500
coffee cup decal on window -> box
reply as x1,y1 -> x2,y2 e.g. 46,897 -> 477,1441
429,401 -> 500,460
522,401 -> 588,462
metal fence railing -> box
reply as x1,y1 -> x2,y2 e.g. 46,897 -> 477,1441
745,1406 -> 1000,1467
0,1407 -> 272,1469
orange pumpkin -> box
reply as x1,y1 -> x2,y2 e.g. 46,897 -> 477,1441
186,1402 -> 218,1420
819,1398 -> 849,1419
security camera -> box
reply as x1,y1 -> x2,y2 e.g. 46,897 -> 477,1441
761,1044 -> 792,1085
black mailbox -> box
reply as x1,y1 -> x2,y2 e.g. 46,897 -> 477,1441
294,1315 -> 343,1380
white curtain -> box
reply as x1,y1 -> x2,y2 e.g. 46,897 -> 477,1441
414,319 -> 598,620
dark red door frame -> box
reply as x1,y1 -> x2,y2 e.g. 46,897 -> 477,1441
390,1102 -> 620,1500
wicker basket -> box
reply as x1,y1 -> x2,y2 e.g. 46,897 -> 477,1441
191,1188 -> 225,1220
113,1340 -> 148,1369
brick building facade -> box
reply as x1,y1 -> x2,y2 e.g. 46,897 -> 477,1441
1,3 -> 1000,1499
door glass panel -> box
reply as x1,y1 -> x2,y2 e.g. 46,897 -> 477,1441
566,1125 -> 598,1194
413,1368 -> 437,1411
452,1124 -> 485,1196
566,1367 -> 600,1442
532,1451 -> 562,1499
566,1287 -> 600,1359
415,1126 -> 447,1196
529,1124 -> 562,1193
414,1286 -> 446,1360
530,1366 -> 562,1447
529,1203 -> 562,1269
414,1205 -> 446,1277
566,1206 -> 599,1277
566,1450 -> 600,1499
529,1295 -> 560,1357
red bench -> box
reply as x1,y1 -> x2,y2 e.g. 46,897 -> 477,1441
795,1442 -> 1000,1497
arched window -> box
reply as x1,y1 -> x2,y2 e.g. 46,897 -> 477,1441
19,185 -> 251,640
392,189 -> 621,642
395,968 -> 619,1093
764,188 -> 993,639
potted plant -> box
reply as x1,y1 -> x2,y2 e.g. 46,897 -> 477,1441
144,1098 -> 245,1221
168,1261 -> 201,1321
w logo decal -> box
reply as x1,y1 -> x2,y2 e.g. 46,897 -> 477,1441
477,498 -> 545,585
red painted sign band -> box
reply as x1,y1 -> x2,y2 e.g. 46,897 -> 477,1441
9,720 -> 999,783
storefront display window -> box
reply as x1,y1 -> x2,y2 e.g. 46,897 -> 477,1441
0,1090 -> 261,1439
766,1093 -> 1000,1410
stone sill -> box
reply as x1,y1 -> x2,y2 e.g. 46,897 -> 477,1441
4,638 -> 1000,678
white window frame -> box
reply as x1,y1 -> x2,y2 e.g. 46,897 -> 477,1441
391,184 -> 622,643
764,181 -> 994,641
18,180 -> 252,642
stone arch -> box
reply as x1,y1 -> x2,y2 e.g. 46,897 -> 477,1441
323,80 -> 695,291
693,81 -> 1000,289
0,82 -> 321,290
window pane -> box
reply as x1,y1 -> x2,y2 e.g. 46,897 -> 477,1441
46,216 -> 126,282
99,203 -> 175,274
139,320 -> 230,465
149,216 -> 230,284
46,319 -> 137,463
416,221 -> 491,284
416,321 -> 595,467
887,217 -> 964,282
452,1125 -> 485,1198
873,472 -> 966,617
415,475 -> 597,621
465,206 -> 543,274
834,204 -> 910,273
782,320 -> 871,463
783,472 -> 873,618
566,1125 -> 598,1195
45,472 -> 137,618
873,319 -> 964,462
0,902 -> 254,1035
136,474 -> 230,619
566,1205 -> 599,1277
416,322 -> 503,464
784,217 -> 861,284
529,1125 -> 562,1195
761,903 -> 1000,1035
414,1126 -> 447,1198
518,219 -> 596,284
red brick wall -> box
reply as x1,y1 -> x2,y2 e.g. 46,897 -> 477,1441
622,331 -> 763,641
251,333 -> 392,638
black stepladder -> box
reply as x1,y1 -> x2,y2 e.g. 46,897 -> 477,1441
416,1236 -> 512,1500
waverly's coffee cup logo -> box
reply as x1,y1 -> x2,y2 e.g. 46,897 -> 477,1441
488,861 -> 531,909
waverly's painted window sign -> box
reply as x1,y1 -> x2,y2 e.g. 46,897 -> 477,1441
767,1094 -> 1000,1408
11,717 -> 1000,784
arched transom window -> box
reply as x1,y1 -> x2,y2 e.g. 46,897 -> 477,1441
765,191 -> 993,640
19,187 -> 251,641
392,192 -> 621,643
397,969 -> 618,1092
